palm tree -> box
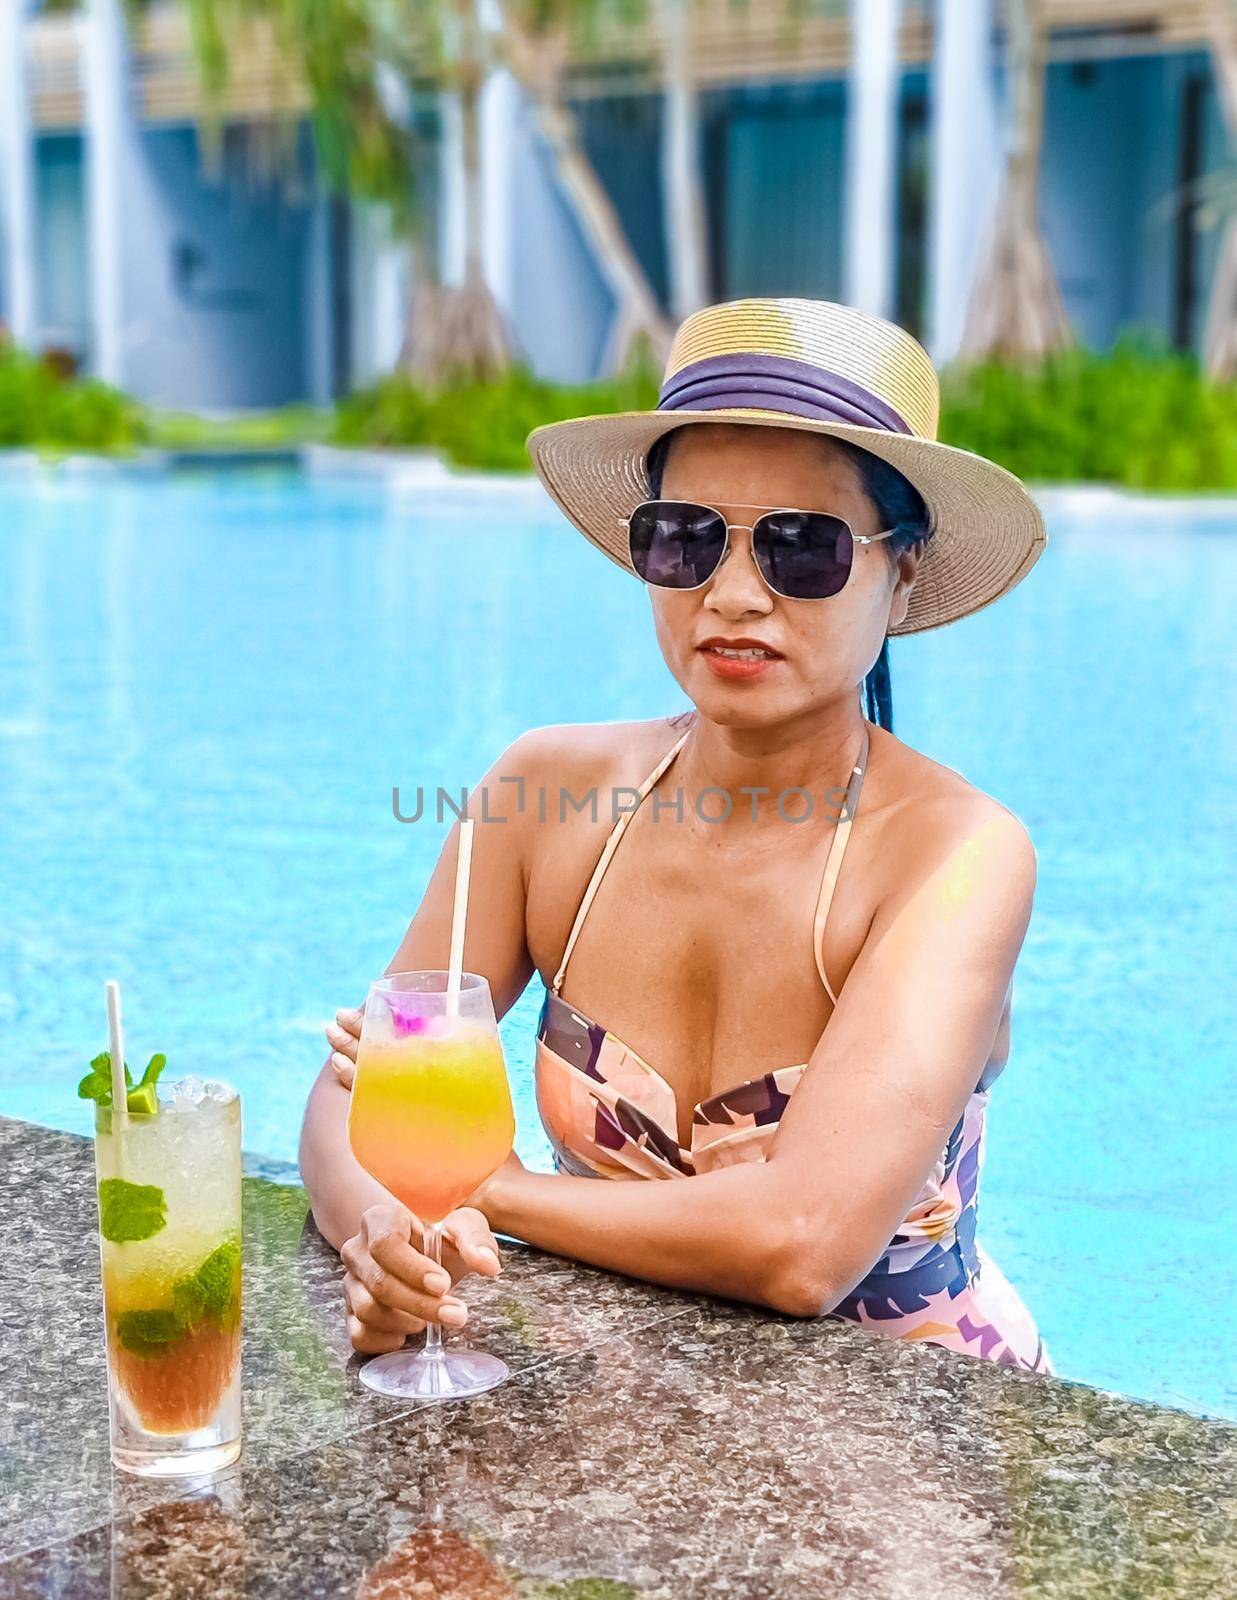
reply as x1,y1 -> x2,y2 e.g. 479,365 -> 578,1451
495,0 -> 677,370
183,0 -> 678,380
399,0 -> 510,381
957,0 -> 1073,362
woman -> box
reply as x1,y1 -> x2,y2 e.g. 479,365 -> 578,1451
300,297 -> 1053,1374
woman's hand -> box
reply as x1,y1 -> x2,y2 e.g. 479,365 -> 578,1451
326,1005 -> 363,1090
340,1200 -> 504,1355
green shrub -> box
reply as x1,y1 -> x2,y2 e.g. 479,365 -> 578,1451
0,342 -> 148,452
335,331 -> 1237,490
333,354 -> 662,471
8,323 -> 1234,491
149,405 -> 331,452
938,330 -> 1237,490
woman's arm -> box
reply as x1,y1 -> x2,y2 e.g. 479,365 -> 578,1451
298,732 -> 539,1251
476,806 -> 1037,1316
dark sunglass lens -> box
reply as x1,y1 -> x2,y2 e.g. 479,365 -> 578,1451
755,512 -> 853,599
629,501 -> 727,589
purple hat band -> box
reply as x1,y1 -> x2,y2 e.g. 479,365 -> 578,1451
657,352 -> 913,436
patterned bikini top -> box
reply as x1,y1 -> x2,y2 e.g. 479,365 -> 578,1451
533,718 -> 1002,1279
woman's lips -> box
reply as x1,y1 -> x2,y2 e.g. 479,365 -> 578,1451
697,644 -> 783,681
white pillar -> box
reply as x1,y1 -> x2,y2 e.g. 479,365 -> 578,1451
659,0 -> 708,319
0,0 -> 38,348
348,202 -> 407,385
843,0 -> 900,319
928,0 -> 1002,365
480,67 -> 517,319
82,0 -> 130,384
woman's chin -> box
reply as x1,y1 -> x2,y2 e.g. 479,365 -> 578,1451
683,662 -> 796,723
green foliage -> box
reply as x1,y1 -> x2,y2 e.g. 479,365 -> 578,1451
330,336 -> 1237,488
149,405 -> 332,451
181,0 -> 660,225
0,344 -> 148,453
5,328 -> 1234,490
938,330 -> 1237,491
332,354 -> 662,471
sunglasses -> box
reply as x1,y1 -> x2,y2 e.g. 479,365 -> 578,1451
621,499 -> 897,601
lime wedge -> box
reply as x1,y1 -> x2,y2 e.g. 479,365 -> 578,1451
125,1083 -> 159,1117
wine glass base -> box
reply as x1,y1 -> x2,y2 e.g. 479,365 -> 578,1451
358,1347 -> 510,1402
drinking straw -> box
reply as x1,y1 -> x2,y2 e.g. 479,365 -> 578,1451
105,979 -> 128,1139
445,818 -> 474,1021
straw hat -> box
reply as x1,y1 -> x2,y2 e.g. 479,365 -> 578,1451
525,297 -> 1047,635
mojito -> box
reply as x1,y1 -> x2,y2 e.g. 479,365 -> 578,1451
93,1076 -> 242,1476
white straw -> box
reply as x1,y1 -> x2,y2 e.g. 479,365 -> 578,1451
445,818 -> 474,1021
105,979 -> 128,1138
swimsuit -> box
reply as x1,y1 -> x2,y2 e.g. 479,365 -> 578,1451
534,719 -> 1053,1375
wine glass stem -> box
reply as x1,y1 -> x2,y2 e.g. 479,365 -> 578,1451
424,1221 -> 445,1361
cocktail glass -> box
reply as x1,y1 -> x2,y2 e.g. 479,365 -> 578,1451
94,1078 -> 242,1476
347,971 -> 516,1401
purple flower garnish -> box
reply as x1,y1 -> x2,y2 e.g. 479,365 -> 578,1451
386,994 -> 431,1036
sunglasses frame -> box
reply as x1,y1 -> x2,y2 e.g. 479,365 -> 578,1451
619,499 -> 898,601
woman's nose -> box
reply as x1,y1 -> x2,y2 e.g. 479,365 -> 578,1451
704,527 -> 773,614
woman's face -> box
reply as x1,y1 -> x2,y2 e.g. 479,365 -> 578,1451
650,423 -> 922,731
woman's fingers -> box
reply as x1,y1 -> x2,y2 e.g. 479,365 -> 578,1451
441,1207 -> 503,1280
326,1023 -> 359,1061
344,1273 -> 427,1335
365,1218 -> 452,1294
342,1213 -> 470,1326
340,1243 -> 468,1329
325,1005 -> 364,1086
347,1313 -> 407,1356
336,1006 -> 364,1039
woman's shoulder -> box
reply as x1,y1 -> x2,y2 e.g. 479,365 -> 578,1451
493,716 -> 688,793
868,724 -> 1037,890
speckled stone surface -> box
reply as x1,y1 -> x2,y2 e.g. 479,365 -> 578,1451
3,1116 -> 1234,1597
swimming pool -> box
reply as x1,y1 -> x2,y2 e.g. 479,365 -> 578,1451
1,464 -> 1233,1422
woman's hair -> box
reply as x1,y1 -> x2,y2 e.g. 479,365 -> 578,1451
643,427 -> 932,733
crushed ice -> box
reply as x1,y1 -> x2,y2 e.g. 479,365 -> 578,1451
170,1075 -> 237,1107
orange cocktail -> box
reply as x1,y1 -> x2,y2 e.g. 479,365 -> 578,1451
348,1010 -> 515,1222
346,970 -> 516,1402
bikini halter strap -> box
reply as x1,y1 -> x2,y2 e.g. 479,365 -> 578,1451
813,719 -> 871,1006
550,726 -> 692,996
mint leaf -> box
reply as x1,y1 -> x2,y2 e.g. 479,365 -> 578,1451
115,1308 -> 183,1356
78,1051 -> 136,1107
98,1177 -> 167,1243
196,1237 -> 241,1318
80,1051 -> 168,1114
171,1273 -> 207,1326
137,1053 -> 167,1090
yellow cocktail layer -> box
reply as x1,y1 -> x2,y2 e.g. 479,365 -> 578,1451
348,1025 -> 515,1221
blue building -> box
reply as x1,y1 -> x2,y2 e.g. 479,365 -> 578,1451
0,0 -> 1229,410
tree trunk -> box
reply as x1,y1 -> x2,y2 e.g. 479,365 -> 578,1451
497,3 -> 675,374
401,0 -> 511,385
1203,0 -> 1237,379
957,0 -> 1072,363
659,0 -> 710,320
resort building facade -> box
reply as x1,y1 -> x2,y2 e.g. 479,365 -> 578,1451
0,0 -> 1229,409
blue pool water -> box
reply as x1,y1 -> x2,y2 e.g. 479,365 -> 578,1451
1,465 -> 1233,1422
